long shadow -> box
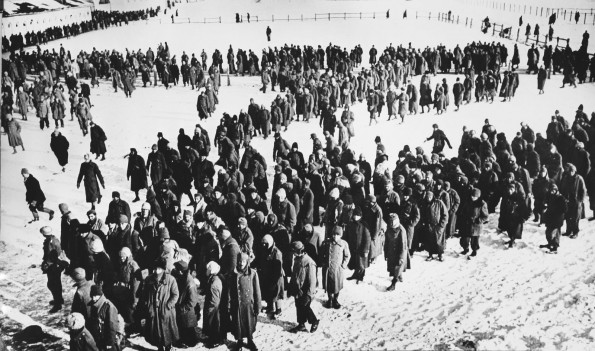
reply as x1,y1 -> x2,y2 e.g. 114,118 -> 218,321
256,315 -> 296,332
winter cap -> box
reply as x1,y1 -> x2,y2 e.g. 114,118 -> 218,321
59,203 -> 69,213
119,247 -> 132,258
159,227 -> 170,240
40,226 -> 52,236
183,209 -> 192,217
344,194 -> 354,205
291,241 -> 304,253
206,261 -> 220,275
353,207 -> 363,217
332,225 -> 343,236
152,144 -> 158,150
90,285 -> 103,297
155,257 -> 168,269
403,187 -> 413,196
174,260 -> 189,272
66,313 -> 85,330
471,188 -> 481,198
119,214 -> 128,224
86,210 -> 96,216
238,217 -> 248,226
21,168 -> 29,175
71,268 -> 86,282
89,239 -> 104,253
366,194 -> 376,203
141,202 -> 151,210
329,188 -> 340,198
112,191 -> 120,198
262,234 -> 274,247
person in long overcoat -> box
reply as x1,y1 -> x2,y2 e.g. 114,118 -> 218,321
384,214 -> 410,291
203,262 -> 225,348
386,87 -> 398,120
139,258 -> 180,350
89,122 -> 107,161
419,191 -> 448,261
77,154 -> 105,209
257,234 -> 285,317
320,225 -> 350,309
287,241 -> 319,333
452,77 -> 465,110
6,114 -> 25,153
173,261 -> 199,347
50,128 -> 69,171
559,163 -> 587,238
541,184 -> 567,253
227,253 -> 261,351
344,208 -> 371,283
127,148 -> 148,201
147,144 -> 168,186
458,188 -> 489,256
499,183 -> 530,247
419,74 -> 433,113
537,66 -> 547,94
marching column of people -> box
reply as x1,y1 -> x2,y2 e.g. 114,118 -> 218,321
31,97 -> 594,350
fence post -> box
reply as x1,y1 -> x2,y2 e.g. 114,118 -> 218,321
429,12 -> 431,20
470,18 -> 472,27
301,14 -> 303,21
344,12 -> 346,20
219,16 -> 221,23
272,14 -> 274,22
328,13 -> 330,21
203,18 -> 205,24
360,12 -> 362,19
465,17 -> 468,26
516,27 -> 519,41
315,14 -> 317,21
287,14 -> 289,21
540,7 -> 543,16
457,15 -> 459,24
416,11 -> 418,19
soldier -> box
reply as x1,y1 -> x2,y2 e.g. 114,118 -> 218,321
41,226 -> 65,313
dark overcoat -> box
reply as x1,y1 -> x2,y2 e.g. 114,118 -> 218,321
140,272 -> 180,347
77,161 -> 104,202
127,154 -> 148,192
344,220 -> 371,270
384,224 -> 411,276
50,132 -> 69,167
227,267 -> 262,339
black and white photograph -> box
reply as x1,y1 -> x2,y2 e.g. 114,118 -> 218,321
1,0 -> 595,350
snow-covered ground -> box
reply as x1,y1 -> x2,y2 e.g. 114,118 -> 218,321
2,0 -> 595,350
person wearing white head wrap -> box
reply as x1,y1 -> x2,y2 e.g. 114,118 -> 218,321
203,261 -> 224,347
67,312 -> 99,349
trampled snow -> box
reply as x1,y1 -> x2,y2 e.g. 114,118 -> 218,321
1,0 -> 595,350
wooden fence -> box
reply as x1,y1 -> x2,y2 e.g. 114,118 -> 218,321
461,0 -> 595,25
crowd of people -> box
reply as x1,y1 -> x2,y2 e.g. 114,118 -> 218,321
2,7 -> 161,53
1,11 -> 595,351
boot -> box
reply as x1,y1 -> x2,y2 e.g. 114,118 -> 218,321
386,280 -> 396,291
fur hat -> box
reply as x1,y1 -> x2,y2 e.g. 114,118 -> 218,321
40,226 -> 52,236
